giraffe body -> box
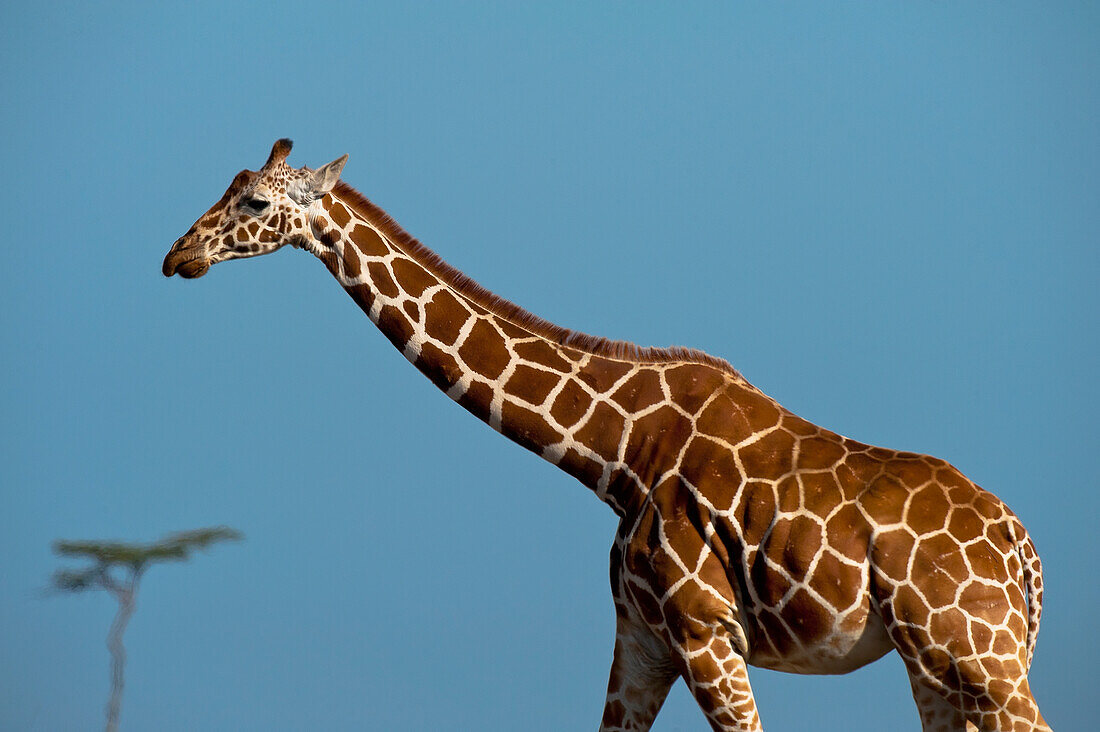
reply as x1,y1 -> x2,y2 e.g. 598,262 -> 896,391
163,141 -> 1051,731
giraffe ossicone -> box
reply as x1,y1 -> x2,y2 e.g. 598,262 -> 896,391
163,139 -> 1051,731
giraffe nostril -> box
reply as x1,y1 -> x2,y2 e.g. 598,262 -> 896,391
162,249 -> 182,277
163,235 -> 206,277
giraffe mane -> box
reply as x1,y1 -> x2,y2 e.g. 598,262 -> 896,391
332,180 -> 742,378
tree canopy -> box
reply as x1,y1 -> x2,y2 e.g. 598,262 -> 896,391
52,526 -> 242,591
51,525 -> 242,731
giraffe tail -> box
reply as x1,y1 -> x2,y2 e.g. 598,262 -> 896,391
1012,518 -> 1044,671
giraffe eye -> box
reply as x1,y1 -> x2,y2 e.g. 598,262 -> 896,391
243,197 -> 270,212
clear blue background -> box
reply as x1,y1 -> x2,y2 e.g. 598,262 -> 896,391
2,2 -> 1096,730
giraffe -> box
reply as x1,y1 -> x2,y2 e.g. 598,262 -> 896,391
162,140 -> 1051,732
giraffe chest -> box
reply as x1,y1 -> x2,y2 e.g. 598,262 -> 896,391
618,471 -> 897,672
617,503 -> 895,676
742,601 -> 893,675
717,489 -> 894,673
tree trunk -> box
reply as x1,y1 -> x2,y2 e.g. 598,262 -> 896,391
105,574 -> 138,732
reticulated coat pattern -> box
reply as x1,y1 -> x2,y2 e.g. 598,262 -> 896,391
162,141 -> 1051,732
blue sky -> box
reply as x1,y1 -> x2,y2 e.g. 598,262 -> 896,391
1,2 -> 1096,730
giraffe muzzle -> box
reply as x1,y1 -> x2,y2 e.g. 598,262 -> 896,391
162,237 -> 211,279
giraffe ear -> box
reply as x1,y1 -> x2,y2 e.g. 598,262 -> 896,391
308,154 -> 348,196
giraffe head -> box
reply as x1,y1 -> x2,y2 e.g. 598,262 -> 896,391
162,139 -> 348,278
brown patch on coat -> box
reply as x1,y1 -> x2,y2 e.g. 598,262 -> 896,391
800,472 -> 844,517
574,402 -> 626,461
907,485 -> 953,535
665,364 -> 728,415
610,369 -> 665,413
736,482 -> 778,548
341,243 -> 361,278
458,319 -> 511,380
780,588 -> 832,642
859,474 -> 909,525
561,447 -> 605,487
797,435 -> 847,471
367,261 -> 399,298
809,550 -> 863,611
350,223 -> 390,257
871,528 -> 916,583
416,342 -> 463,391
739,428 -> 796,482
501,401 -> 561,453
330,202 -> 351,228
826,504 -> 869,563
423,290 -> 468,346
504,364 -> 561,405
678,437 -> 742,505
549,379 -> 594,429
513,339 -> 572,373
579,357 -> 634,393
457,380 -> 494,422
375,304 -> 414,350
392,257 -> 438,298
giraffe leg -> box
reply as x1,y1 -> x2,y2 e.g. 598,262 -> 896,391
900,657 -> 1049,732
599,611 -> 677,732
671,631 -> 762,732
875,563 -> 1051,729
907,672 -> 976,732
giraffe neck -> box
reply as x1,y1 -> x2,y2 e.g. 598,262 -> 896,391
302,182 -> 744,517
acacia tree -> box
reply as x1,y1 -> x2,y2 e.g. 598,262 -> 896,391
51,526 -> 242,732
